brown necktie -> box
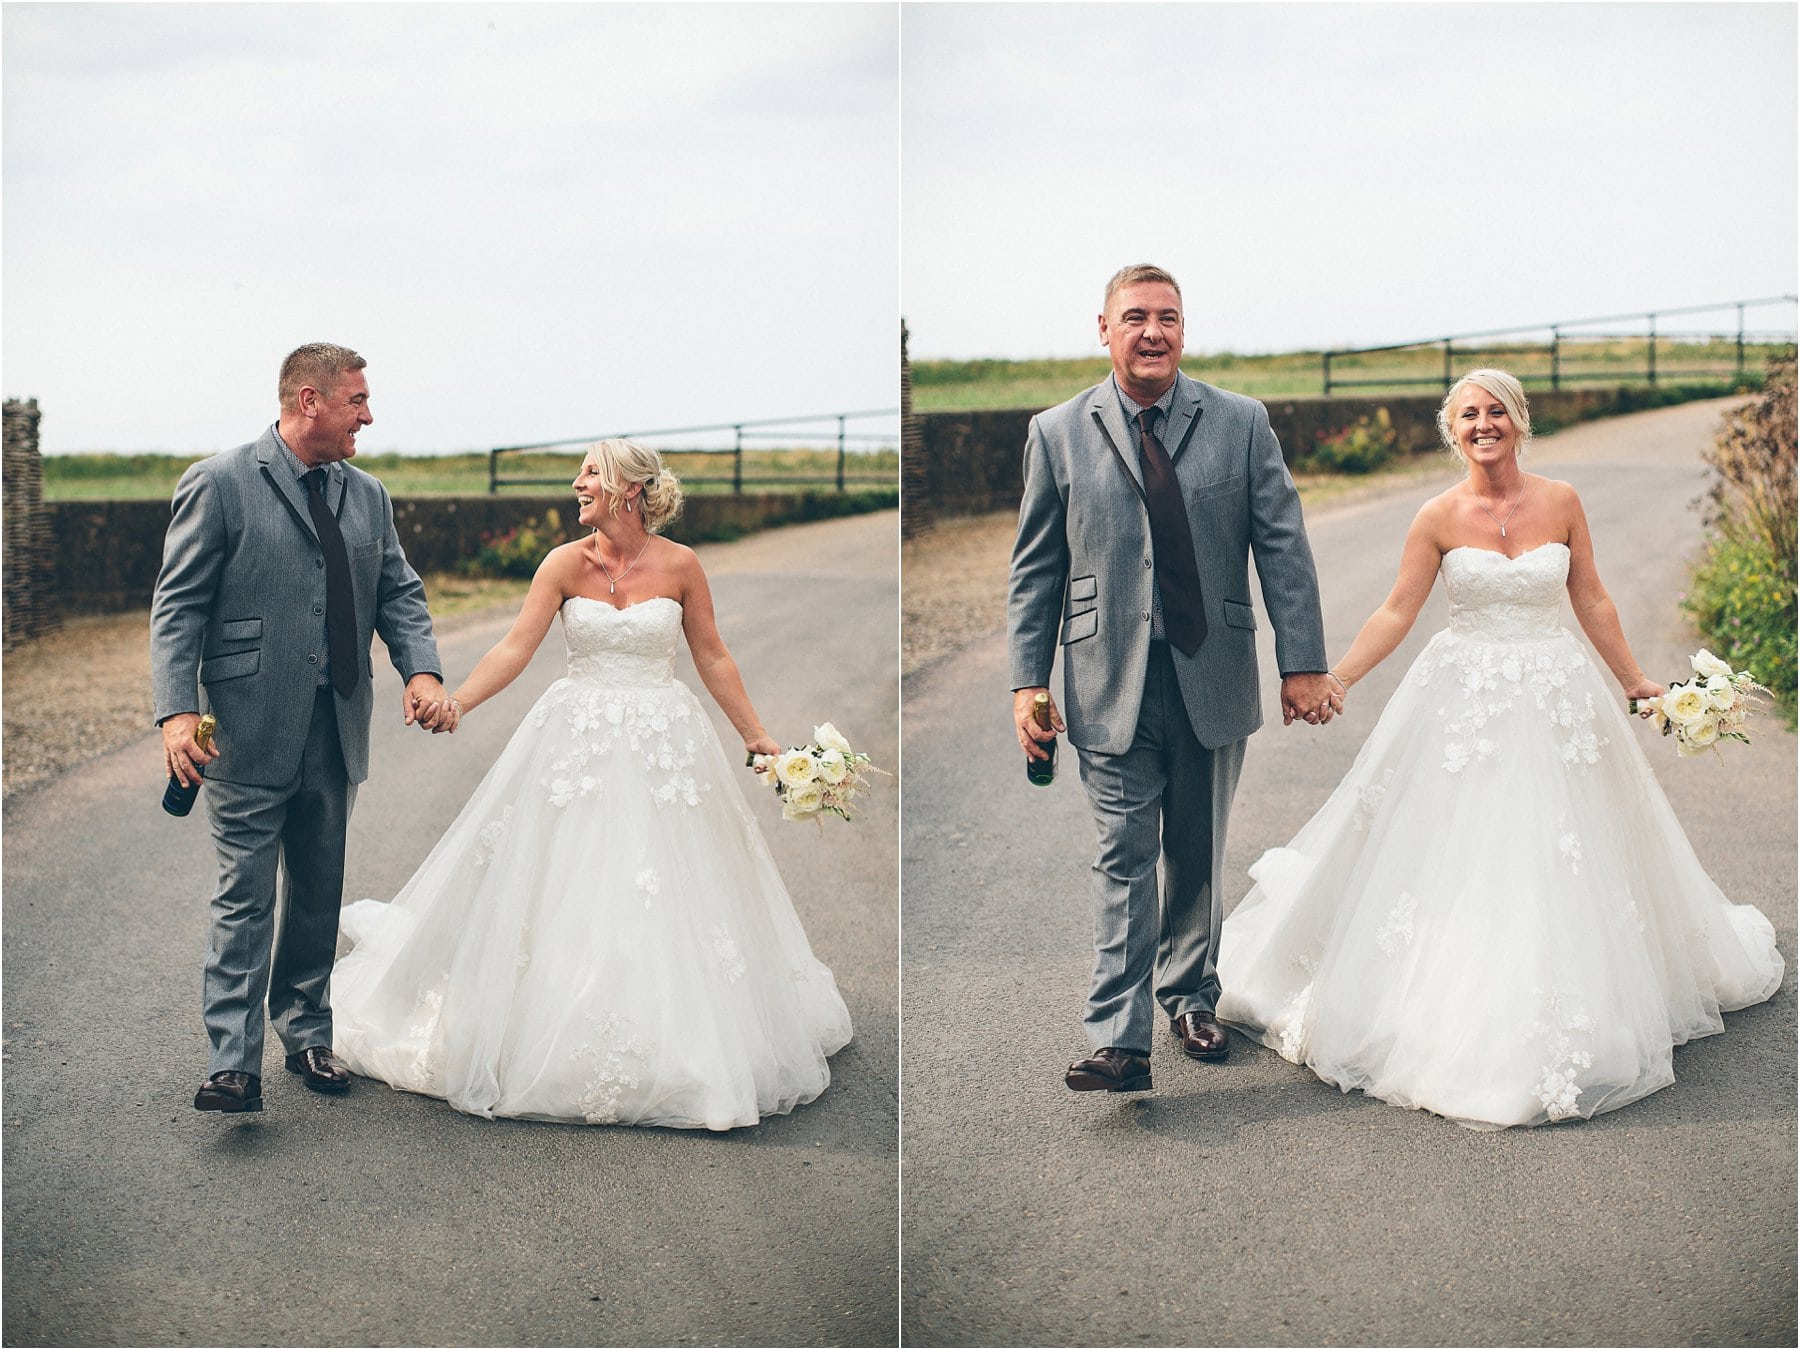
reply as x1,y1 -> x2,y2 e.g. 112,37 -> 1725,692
1138,409 -> 1207,655
305,468 -> 361,698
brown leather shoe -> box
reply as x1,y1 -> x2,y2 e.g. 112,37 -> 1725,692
1064,1046 -> 1153,1093
1171,1010 -> 1229,1062
285,1046 -> 351,1094
194,1070 -> 263,1113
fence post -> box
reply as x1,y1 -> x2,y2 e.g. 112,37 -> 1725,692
1647,312 -> 1657,385
1736,303 -> 1746,383
1321,350 -> 1332,395
733,425 -> 743,494
1442,339 -> 1454,390
836,415 -> 847,491
1551,327 -> 1561,391
488,447 -> 498,495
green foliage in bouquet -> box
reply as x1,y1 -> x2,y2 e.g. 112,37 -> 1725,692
460,508 -> 563,579
1308,409 -> 1399,475
1682,354 -> 1797,727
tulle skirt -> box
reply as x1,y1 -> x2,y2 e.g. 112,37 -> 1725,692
330,671 -> 853,1130
1218,624 -> 1782,1130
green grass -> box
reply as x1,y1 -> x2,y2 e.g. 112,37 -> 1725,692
41,447 -> 899,502
911,340 -> 1788,412
1682,531 -> 1797,729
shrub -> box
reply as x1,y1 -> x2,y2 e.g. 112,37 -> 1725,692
1309,409 -> 1398,474
459,507 -> 564,579
1682,355 -> 1798,726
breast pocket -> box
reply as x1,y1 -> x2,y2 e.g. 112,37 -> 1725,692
1191,473 -> 1246,503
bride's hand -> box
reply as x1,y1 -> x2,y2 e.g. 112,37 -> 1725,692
744,734 -> 781,769
1624,675 -> 1665,716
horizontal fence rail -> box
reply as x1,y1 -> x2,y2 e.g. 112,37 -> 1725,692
1321,295 -> 1798,395
488,409 -> 900,494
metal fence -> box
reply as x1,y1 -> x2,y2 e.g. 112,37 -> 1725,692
487,409 -> 900,494
1321,295 -> 1798,395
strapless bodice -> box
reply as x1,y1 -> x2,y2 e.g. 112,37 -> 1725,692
1441,543 -> 1569,641
562,595 -> 681,685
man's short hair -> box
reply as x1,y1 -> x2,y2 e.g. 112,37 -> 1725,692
279,343 -> 366,412
1103,265 -> 1182,315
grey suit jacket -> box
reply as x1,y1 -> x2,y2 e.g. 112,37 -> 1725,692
1008,371 -> 1327,754
151,426 -> 441,787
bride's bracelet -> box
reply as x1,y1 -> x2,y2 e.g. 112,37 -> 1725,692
1328,668 -> 1347,689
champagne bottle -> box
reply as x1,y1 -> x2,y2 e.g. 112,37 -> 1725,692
162,714 -> 217,817
1025,692 -> 1056,787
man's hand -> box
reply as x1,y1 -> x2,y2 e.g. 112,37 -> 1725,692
161,712 -> 219,787
404,675 -> 458,734
1280,672 -> 1343,727
1013,687 -> 1064,761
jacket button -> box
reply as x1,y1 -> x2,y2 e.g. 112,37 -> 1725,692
1142,610 -> 1151,621
1144,557 -> 1152,568
315,559 -> 324,569
307,654 -> 319,665
313,604 -> 324,616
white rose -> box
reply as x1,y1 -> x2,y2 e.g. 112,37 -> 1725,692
813,722 -> 854,755
775,749 -> 818,786
816,748 -> 849,785
1690,649 -> 1734,680
1681,717 -> 1720,749
1665,686 -> 1710,726
782,780 -> 824,819
1704,678 -> 1737,713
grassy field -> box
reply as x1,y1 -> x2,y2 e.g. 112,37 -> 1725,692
912,339 -> 1787,412
41,447 -> 899,502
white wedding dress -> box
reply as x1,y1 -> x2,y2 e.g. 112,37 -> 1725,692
1218,544 -> 1783,1130
330,596 -> 853,1130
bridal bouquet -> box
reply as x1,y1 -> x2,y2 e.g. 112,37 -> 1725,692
1631,649 -> 1770,758
753,723 -> 882,822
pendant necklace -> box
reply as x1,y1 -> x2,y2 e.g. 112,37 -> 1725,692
594,534 -> 650,595
1475,478 -> 1526,538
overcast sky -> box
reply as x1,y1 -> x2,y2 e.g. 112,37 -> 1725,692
902,1 -> 1798,360
3,2 -> 898,455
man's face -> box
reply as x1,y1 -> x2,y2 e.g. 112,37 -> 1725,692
302,369 -> 373,464
1099,281 -> 1183,399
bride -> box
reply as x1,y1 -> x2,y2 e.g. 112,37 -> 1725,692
1217,369 -> 1783,1130
329,439 -> 853,1130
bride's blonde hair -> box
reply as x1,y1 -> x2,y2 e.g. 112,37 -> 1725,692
582,438 -> 685,534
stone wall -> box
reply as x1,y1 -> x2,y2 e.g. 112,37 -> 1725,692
4,398 -> 60,649
908,387 -> 1640,529
901,321 -> 930,539
48,489 -> 896,616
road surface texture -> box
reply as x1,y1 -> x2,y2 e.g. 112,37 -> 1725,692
901,403 -> 1795,1347
4,510 -> 899,1347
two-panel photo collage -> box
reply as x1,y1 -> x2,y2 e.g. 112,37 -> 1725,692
2,3 -> 1795,1348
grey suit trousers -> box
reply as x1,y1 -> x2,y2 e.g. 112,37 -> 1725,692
201,687 -> 355,1074
1075,643 -> 1246,1054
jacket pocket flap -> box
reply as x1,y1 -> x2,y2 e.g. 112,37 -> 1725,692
1196,474 -> 1246,501
1061,609 -> 1099,645
1068,574 -> 1098,602
1222,599 -> 1257,631
199,649 -> 261,684
220,618 -> 262,643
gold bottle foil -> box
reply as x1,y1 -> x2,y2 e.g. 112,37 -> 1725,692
195,714 -> 217,753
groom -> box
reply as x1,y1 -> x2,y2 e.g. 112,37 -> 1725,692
1008,265 -> 1337,1093
153,343 -> 451,1114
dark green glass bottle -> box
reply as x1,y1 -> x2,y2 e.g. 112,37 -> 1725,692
1026,692 -> 1056,786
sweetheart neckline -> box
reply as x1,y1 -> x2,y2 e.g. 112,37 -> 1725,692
1443,541 -> 1570,563
562,594 -> 683,615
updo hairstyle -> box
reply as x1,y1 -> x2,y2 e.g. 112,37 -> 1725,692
584,438 -> 685,534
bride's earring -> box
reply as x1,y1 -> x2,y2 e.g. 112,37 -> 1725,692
626,497 -> 634,513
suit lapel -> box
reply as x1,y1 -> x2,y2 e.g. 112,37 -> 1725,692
1088,383 -> 1147,506
1164,373 -> 1203,464
255,426 -> 322,543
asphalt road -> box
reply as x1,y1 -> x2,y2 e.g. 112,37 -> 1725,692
900,402 -> 1796,1347
3,510 -> 899,1348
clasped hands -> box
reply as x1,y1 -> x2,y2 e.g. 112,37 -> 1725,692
1280,671 -> 1345,728
404,675 -> 461,734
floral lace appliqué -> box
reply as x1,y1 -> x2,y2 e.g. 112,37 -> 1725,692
572,1012 -> 653,1125
710,925 -> 747,983
1375,892 -> 1417,956
1527,990 -> 1595,1122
